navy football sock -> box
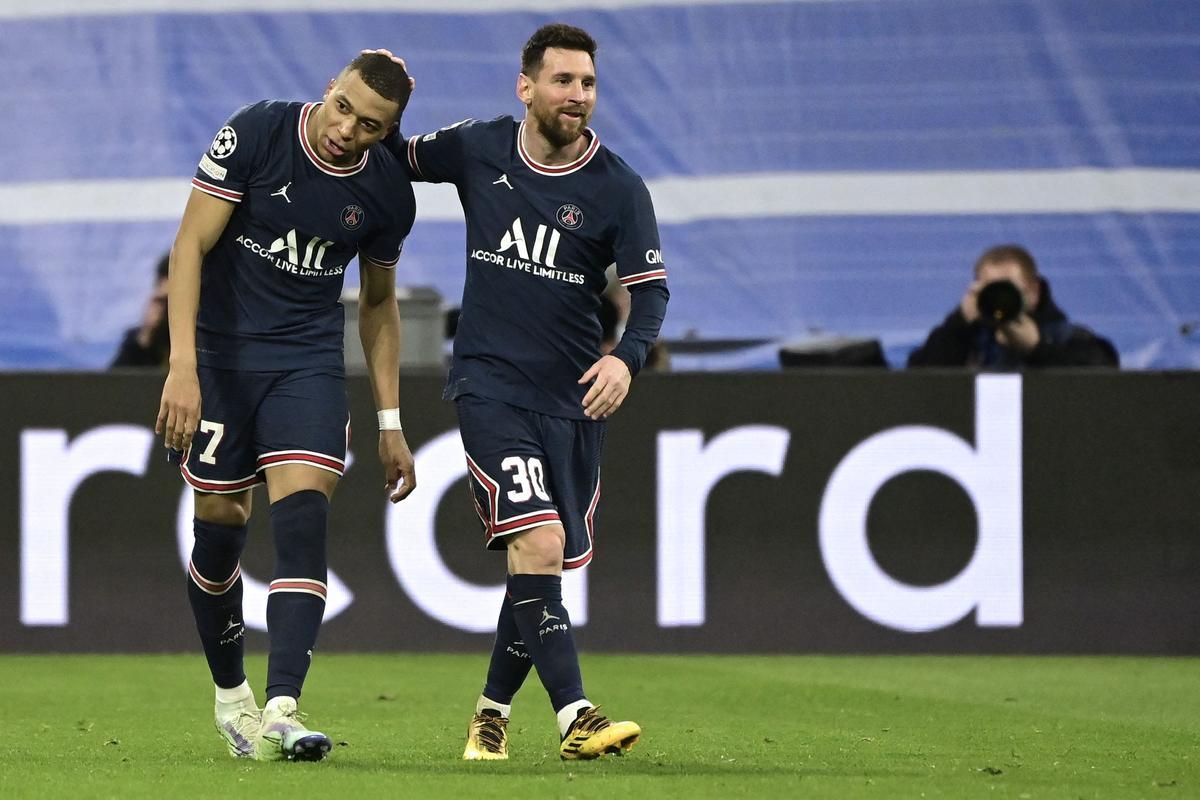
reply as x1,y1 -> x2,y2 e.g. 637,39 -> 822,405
265,490 -> 329,701
482,586 -> 534,705
187,518 -> 249,690
507,573 -> 585,712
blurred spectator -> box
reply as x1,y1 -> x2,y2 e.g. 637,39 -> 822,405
907,244 -> 1118,369
110,253 -> 170,368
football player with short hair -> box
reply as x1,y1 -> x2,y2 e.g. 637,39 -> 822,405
372,22 -> 669,761
155,53 -> 418,762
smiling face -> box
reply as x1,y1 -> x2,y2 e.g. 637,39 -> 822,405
307,69 -> 400,165
517,47 -> 596,150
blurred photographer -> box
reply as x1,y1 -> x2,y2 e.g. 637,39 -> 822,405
109,252 -> 170,369
907,244 -> 1118,369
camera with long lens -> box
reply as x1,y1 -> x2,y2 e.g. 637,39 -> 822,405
976,279 -> 1024,326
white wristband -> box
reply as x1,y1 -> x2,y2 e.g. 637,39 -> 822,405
377,408 -> 403,431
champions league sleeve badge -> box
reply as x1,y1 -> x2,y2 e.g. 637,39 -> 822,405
209,126 -> 238,159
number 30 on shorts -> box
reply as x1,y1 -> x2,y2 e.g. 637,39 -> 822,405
502,456 -> 550,502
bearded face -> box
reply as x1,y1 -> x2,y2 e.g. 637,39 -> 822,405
529,92 -> 592,149
519,47 -> 596,151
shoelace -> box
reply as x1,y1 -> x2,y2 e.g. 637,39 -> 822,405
279,709 -> 308,721
568,706 -> 611,736
233,710 -> 260,726
473,714 -> 508,752
265,707 -> 309,729
226,710 -> 261,743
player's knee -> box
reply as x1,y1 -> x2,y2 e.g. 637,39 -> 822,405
195,491 -> 252,527
508,526 -> 565,573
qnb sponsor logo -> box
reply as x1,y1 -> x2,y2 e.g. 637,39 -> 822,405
468,217 -> 585,285
645,249 -> 664,265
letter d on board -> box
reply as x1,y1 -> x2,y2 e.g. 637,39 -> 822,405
818,375 -> 1022,632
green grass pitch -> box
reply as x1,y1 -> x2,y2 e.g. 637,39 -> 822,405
1,654 -> 1196,798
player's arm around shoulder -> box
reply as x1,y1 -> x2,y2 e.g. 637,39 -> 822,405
358,255 -> 416,502
155,189 -> 236,453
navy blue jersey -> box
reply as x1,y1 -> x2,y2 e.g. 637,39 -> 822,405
401,116 -> 669,419
191,100 -> 415,372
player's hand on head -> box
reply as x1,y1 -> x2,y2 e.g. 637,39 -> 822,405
578,355 -> 632,421
360,48 -> 415,91
379,430 -> 417,503
156,366 -> 202,453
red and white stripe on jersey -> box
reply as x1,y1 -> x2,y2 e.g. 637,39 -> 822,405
188,561 -> 242,595
256,449 -> 345,477
407,118 -> 474,181
517,121 -> 600,177
562,473 -> 601,571
464,452 -> 561,543
298,102 -> 369,177
268,577 -> 327,600
362,250 -> 400,269
191,177 -> 243,203
406,134 -> 424,180
619,268 -> 668,287
180,460 -> 261,494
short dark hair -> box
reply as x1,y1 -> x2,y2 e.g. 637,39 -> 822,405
521,23 -> 597,77
345,53 -> 412,112
155,252 -> 170,280
975,244 -> 1038,280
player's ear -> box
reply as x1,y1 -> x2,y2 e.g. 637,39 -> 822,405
516,72 -> 533,106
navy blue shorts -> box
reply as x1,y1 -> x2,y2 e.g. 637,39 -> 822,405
455,394 -> 605,570
180,366 -> 349,494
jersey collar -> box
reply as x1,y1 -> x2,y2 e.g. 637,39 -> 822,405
517,120 -> 599,177
298,102 -> 369,177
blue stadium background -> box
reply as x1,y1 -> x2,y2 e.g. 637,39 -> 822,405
1,0 -> 1197,369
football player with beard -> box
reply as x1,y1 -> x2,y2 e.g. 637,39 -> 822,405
373,23 -> 669,762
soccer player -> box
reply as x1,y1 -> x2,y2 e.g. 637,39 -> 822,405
373,22 -> 669,761
155,53 -> 418,762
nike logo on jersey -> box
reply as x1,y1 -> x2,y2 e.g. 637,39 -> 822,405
271,182 -> 293,203
492,173 -> 513,190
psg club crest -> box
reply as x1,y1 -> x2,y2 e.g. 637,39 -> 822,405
341,205 -> 365,230
556,203 -> 583,230
209,126 -> 237,159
